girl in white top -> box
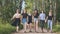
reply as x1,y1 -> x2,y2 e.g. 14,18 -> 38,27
11,9 -> 21,32
39,11 -> 46,32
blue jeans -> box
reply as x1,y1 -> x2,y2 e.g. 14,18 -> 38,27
48,20 -> 52,31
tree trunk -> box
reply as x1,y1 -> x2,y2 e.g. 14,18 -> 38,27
53,0 -> 56,24
42,0 -> 45,11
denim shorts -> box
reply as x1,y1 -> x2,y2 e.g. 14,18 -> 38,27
22,18 -> 27,24
34,18 -> 38,23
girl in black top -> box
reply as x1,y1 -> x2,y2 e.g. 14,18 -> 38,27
46,10 -> 53,32
27,12 -> 32,32
21,9 -> 28,32
33,9 -> 39,32
28,13 -> 32,24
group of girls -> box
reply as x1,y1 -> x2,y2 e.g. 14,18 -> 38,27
11,9 -> 53,33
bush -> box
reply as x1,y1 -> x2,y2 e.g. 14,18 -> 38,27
53,25 -> 60,32
0,23 -> 16,34
19,24 -> 23,30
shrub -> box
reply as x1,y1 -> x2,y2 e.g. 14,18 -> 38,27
0,23 -> 16,34
53,25 -> 60,32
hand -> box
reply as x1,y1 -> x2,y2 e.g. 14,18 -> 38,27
45,20 -> 47,23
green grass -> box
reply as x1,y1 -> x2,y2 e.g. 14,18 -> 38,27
0,23 -> 16,34
53,24 -> 60,32
0,21 -> 60,34
53,22 -> 60,32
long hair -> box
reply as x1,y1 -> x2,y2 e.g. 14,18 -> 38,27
34,9 -> 39,15
16,9 -> 20,13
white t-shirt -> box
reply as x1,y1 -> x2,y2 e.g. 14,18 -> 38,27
39,13 -> 46,20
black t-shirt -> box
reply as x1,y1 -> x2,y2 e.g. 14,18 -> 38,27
22,13 -> 28,18
28,15 -> 32,21
48,15 -> 53,20
34,13 -> 39,18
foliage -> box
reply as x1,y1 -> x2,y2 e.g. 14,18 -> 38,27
56,0 -> 60,21
0,0 -> 16,23
53,25 -> 60,32
0,0 -> 60,34
0,23 -> 16,34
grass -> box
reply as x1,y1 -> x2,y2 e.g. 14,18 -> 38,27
0,21 -> 60,34
0,23 -> 16,34
53,25 -> 60,32
53,22 -> 60,32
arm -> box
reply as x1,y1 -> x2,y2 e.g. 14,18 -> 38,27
11,14 -> 16,20
32,15 -> 34,22
27,16 -> 28,23
38,14 -> 40,21
38,15 -> 40,20
20,14 -> 22,23
45,16 -> 48,23
52,16 -> 53,23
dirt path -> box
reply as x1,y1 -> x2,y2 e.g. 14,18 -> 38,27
12,28 -> 56,34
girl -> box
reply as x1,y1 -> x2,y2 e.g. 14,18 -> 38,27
46,10 -> 53,32
22,9 -> 28,32
11,9 -> 21,32
33,9 -> 39,32
27,12 -> 32,32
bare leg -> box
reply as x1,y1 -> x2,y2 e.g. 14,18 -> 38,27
16,26 -> 19,32
36,21 -> 38,32
26,23 -> 29,29
24,22 -> 27,32
35,22 -> 38,32
34,22 -> 36,32
29,23 -> 32,31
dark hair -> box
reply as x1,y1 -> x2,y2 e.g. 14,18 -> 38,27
16,9 -> 20,13
34,9 -> 39,16
34,9 -> 38,12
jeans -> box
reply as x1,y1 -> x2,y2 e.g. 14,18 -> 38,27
48,20 -> 52,31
